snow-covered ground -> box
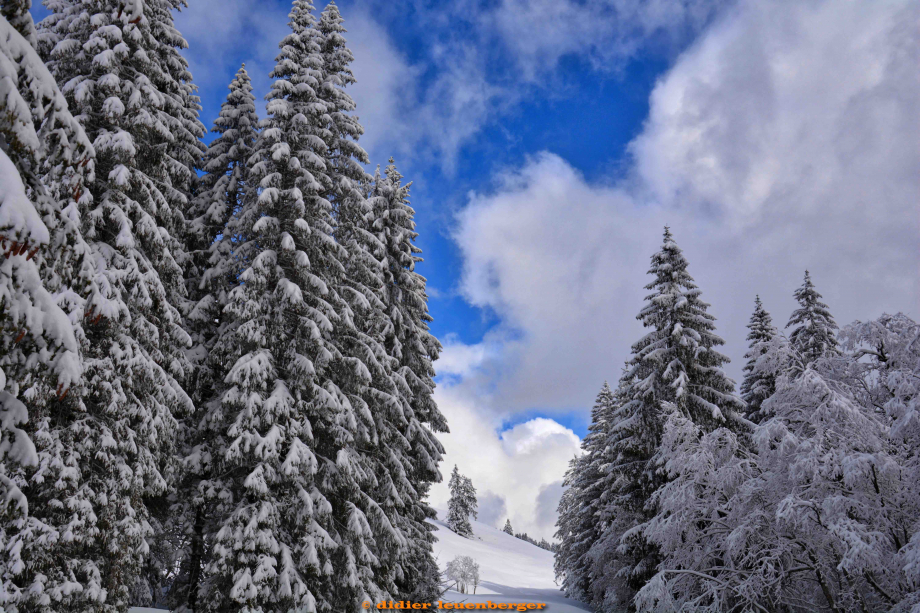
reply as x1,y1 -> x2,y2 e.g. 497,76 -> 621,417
429,511 -> 591,612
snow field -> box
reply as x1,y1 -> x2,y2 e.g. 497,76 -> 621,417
429,511 -> 590,612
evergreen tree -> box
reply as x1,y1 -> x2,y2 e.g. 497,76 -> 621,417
739,296 -> 778,423
368,160 -> 447,599
316,1 -> 367,215
28,0 -> 205,607
315,5 -> 444,606
447,466 -> 474,537
554,381 -> 618,605
1,0 -> 35,45
503,519 -> 514,535
336,166 -> 435,603
0,11 -> 93,608
461,476 -> 478,520
171,63 -> 260,612
587,227 -> 743,610
786,270 -> 840,364
371,161 -> 447,434
196,2 -> 383,611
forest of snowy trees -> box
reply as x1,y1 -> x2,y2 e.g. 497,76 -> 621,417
555,228 -> 920,612
3,0 -> 918,611
0,0 -> 449,611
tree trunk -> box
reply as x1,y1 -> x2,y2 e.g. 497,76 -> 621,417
186,508 -> 204,612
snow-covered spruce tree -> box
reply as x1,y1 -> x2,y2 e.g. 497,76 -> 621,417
739,296 -> 778,423
367,160 -> 446,600
503,519 -> 513,535
316,5 -> 444,605
447,466 -> 475,537
371,162 -> 446,434
461,476 -> 477,519
554,381 -> 617,604
32,0 -> 205,607
168,63 -> 260,613
316,1 -> 367,214
336,166 -> 428,603
587,227 -> 744,611
786,270 -> 840,365
196,2 -> 389,611
0,10 -> 94,608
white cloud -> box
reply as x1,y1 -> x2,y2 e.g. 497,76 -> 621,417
450,0 -> 920,420
476,491 -> 509,528
175,0 -> 289,107
500,418 -> 581,456
340,10 -> 419,162
437,336 -> 491,378
486,0 -> 727,78
429,385 -> 582,542
535,481 -> 565,530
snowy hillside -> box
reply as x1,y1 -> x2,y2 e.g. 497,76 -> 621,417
429,511 -> 591,612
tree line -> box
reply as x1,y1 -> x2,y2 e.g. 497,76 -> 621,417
0,0 -> 448,611
555,228 -> 920,611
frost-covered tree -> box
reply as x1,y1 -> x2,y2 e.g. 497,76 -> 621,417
447,466 -> 476,538
739,296 -> 778,423
786,270 -> 840,364
0,11 -> 93,608
503,519 -> 513,535
445,555 -> 479,594
464,556 -> 480,594
585,227 -> 744,610
168,63 -> 260,613
554,381 -> 617,604
839,313 -> 920,612
636,328 -> 920,613
29,0 -> 204,607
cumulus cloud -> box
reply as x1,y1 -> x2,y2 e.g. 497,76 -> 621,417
429,386 -> 582,542
536,481 -> 565,530
476,491 -> 509,529
450,0 -> 920,419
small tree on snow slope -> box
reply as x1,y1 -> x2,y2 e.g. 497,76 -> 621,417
446,555 -> 480,594
447,465 -> 477,537
503,519 -> 513,535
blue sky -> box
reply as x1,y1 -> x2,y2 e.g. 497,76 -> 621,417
170,0 -> 682,362
152,0 -> 711,438
33,0 -> 919,540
